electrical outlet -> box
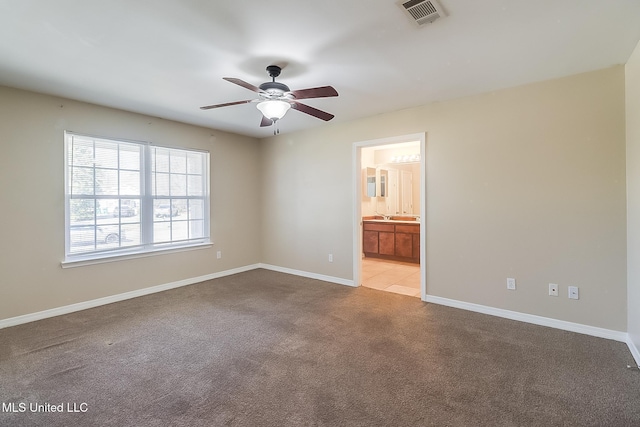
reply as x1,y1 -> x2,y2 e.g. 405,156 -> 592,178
328,253 -> 333,263
568,286 -> 579,300
216,251 -> 222,259
549,283 -> 559,297
507,278 -> 516,290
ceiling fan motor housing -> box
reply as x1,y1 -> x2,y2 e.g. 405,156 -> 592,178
259,81 -> 291,97
260,65 -> 292,98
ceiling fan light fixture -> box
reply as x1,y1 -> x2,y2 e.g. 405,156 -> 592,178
256,100 -> 291,121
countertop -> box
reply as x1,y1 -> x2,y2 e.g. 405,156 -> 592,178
362,219 -> 420,225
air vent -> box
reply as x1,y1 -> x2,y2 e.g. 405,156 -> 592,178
397,0 -> 446,27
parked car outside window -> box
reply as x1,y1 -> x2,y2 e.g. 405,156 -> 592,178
70,226 -> 123,246
155,203 -> 179,218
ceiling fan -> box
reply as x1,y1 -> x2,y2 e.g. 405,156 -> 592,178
200,65 -> 338,132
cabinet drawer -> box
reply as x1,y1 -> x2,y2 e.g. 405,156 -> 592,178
363,222 -> 395,232
395,224 -> 420,234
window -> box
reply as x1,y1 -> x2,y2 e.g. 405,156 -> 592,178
64,132 -> 210,263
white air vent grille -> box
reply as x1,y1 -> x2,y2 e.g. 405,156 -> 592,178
397,0 -> 446,27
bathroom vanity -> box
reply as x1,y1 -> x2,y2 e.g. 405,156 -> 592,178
362,218 -> 420,264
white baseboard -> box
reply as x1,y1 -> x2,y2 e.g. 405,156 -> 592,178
425,294 -> 628,343
0,264 -> 261,330
3,264 -> 636,365
627,336 -> 640,366
258,263 -> 355,287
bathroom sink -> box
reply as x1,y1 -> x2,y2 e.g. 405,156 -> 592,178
389,216 -> 416,221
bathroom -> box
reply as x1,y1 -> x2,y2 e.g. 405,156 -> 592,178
360,141 -> 422,297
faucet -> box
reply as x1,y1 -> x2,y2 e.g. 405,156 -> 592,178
375,211 -> 390,221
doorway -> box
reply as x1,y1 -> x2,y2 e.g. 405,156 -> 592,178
352,133 -> 426,300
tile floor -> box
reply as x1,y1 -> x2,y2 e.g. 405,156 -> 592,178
361,257 -> 421,298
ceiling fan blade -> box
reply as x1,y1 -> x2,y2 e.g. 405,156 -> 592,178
289,86 -> 338,100
291,101 -> 335,121
223,77 -> 264,93
260,116 -> 273,127
200,100 -> 253,110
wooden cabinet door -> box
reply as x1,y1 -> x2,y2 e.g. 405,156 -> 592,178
363,230 -> 379,254
395,233 -> 413,258
412,233 -> 420,259
379,232 -> 395,255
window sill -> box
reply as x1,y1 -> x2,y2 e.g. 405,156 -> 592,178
61,242 -> 213,269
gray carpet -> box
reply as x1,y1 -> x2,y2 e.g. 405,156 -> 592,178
1,269 -> 639,426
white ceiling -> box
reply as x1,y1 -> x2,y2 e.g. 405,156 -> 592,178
1,1 -> 639,138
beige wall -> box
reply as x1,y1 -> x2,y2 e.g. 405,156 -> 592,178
260,66 -> 627,331
627,41 -> 640,352
0,65 -> 629,333
0,86 -> 261,320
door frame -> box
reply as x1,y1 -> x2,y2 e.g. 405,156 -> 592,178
352,133 -> 426,300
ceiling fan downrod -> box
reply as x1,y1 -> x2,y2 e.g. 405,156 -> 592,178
266,65 -> 282,81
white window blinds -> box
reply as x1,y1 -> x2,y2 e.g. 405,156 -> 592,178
64,132 -> 210,262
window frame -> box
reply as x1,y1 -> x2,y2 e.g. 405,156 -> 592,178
63,131 -> 211,266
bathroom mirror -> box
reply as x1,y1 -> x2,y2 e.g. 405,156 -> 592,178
365,167 -> 376,197
378,168 -> 388,198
